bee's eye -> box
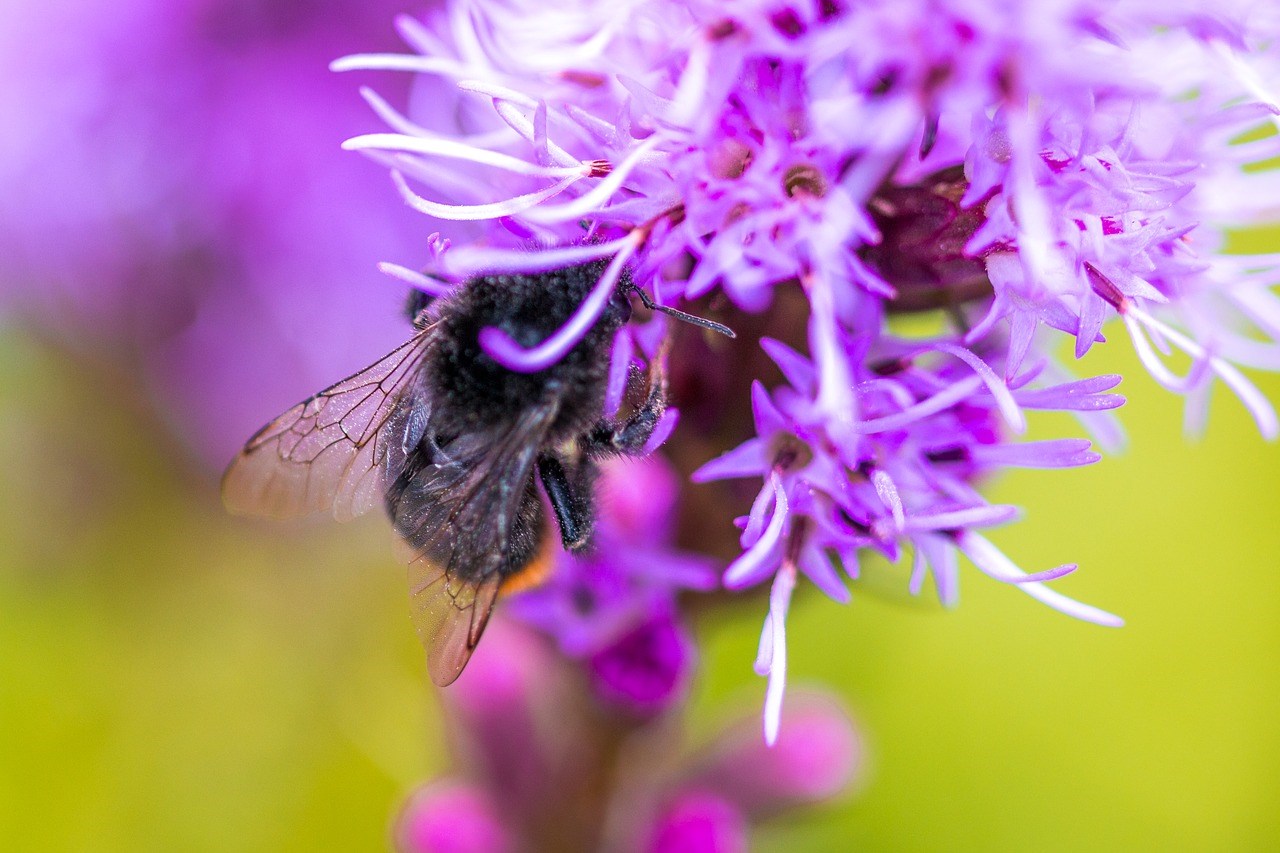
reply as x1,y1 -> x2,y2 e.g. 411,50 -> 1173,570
609,289 -> 633,323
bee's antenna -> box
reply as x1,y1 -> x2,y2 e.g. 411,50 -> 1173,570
633,287 -> 736,339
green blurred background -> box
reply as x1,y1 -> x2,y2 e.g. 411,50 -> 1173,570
3,311 -> 1278,851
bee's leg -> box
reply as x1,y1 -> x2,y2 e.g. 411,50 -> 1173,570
583,342 -> 670,456
584,396 -> 665,455
537,453 -> 596,552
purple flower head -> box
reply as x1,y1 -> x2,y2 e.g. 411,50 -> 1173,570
336,0 -> 1280,418
337,0 -> 1280,739
694,334 -> 1124,741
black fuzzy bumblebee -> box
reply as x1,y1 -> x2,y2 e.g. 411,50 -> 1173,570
223,260 -> 730,686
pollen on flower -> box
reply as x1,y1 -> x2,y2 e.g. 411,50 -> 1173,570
782,164 -> 827,199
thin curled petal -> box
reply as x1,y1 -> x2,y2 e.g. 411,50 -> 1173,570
443,237 -> 634,278
970,439 -> 1101,469
870,469 -> 905,533
1015,375 -> 1126,411
725,478 -> 789,590
1126,307 -> 1279,439
479,243 -> 636,372
642,408 -> 680,454
929,343 -> 1026,433
330,53 -> 471,75
906,504 -> 1020,532
854,376 -> 983,434
346,133 -> 587,178
762,565 -> 797,747
520,136 -> 663,224
378,262 -> 454,297
604,327 -> 634,418
390,170 -> 580,221
691,439 -> 768,483
957,533 -> 1123,627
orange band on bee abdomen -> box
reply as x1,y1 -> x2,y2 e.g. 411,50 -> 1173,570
498,525 -> 559,597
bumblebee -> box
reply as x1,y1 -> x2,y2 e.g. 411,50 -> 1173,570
223,260 -> 729,685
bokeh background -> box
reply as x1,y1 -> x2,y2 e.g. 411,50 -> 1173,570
3,1 -> 1279,850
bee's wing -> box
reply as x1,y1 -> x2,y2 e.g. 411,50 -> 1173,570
221,329 -> 433,522
407,558 -> 504,687
389,401 -> 561,686
407,506 -> 558,686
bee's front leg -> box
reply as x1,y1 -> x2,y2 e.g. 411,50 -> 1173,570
582,342 -> 670,456
537,453 -> 596,552
582,394 -> 666,456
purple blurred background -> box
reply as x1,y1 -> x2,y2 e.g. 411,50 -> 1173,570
0,0 -> 425,468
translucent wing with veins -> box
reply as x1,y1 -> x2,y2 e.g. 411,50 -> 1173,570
387,403 -> 561,686
222,329 -> 434,522
407,559 -> 504,687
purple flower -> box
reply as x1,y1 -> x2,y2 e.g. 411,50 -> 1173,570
331,0 -> 1280,740
509,455 -> 716,714
589,615 -> 694,716
694,335 -> 1124,741
336,0 -> 1280,417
